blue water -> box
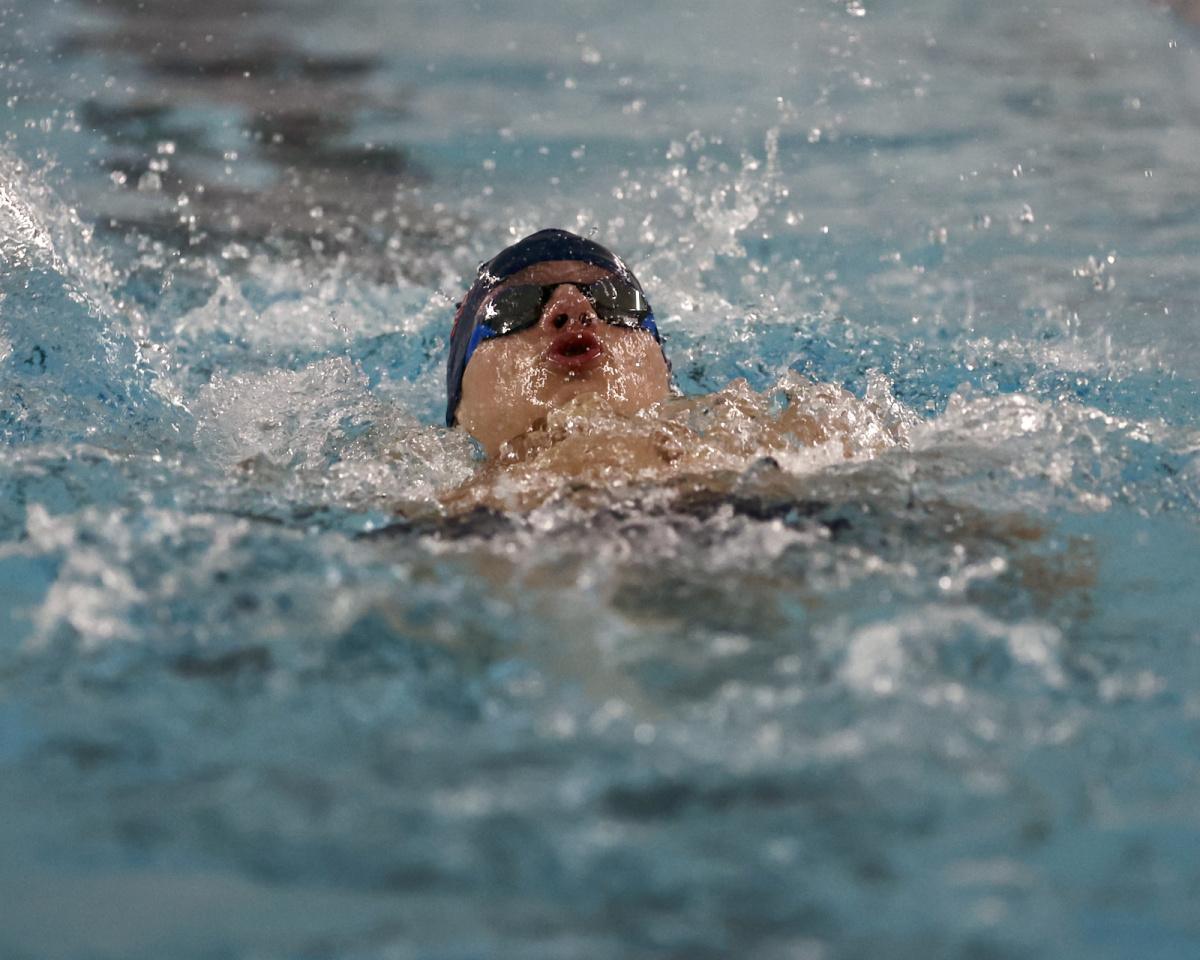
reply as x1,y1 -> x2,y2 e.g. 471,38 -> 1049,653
4,1 -> 1200,957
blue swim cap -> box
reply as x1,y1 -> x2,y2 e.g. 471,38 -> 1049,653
445,228 -> 663,427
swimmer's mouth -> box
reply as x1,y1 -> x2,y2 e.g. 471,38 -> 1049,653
546,329 -> 604,370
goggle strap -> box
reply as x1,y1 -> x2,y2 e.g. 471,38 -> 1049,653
460,320 -> 497,376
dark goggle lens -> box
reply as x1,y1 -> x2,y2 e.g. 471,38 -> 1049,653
584,278 -> 649,327
483,285 -> 547,336
479,278 -> 650,335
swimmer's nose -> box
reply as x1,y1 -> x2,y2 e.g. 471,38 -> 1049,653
540,283 -> 597,332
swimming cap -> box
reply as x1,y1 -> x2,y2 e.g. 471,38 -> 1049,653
445,228 -> 663,427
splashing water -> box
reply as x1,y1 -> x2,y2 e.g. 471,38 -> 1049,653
3,1 -> 1200,958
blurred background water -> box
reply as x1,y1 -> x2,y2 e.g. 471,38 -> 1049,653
3,1 -> 1200,957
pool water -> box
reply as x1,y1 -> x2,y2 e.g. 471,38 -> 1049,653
3,1 -> 1200,957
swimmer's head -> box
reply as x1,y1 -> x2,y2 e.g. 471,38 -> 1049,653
446,229 -> 671,456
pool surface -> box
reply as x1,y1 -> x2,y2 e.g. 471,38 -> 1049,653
3,1 -> 1200,957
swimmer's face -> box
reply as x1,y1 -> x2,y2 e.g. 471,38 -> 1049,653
457,260 -> 671,457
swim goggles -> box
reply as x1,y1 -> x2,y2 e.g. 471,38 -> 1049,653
446,228 -> 667,427
476,277 -> 654,336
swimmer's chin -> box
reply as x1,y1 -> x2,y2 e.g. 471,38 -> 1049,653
526,371 -> 614,420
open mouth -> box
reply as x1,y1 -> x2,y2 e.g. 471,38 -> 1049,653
546,329 -> 604,371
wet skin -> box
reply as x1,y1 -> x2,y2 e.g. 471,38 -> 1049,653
455,260 -> 672,457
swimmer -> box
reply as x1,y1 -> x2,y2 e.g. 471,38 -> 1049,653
425,231 -> 1091,617
441,228 -> 904,512
446,228 -> 672,458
